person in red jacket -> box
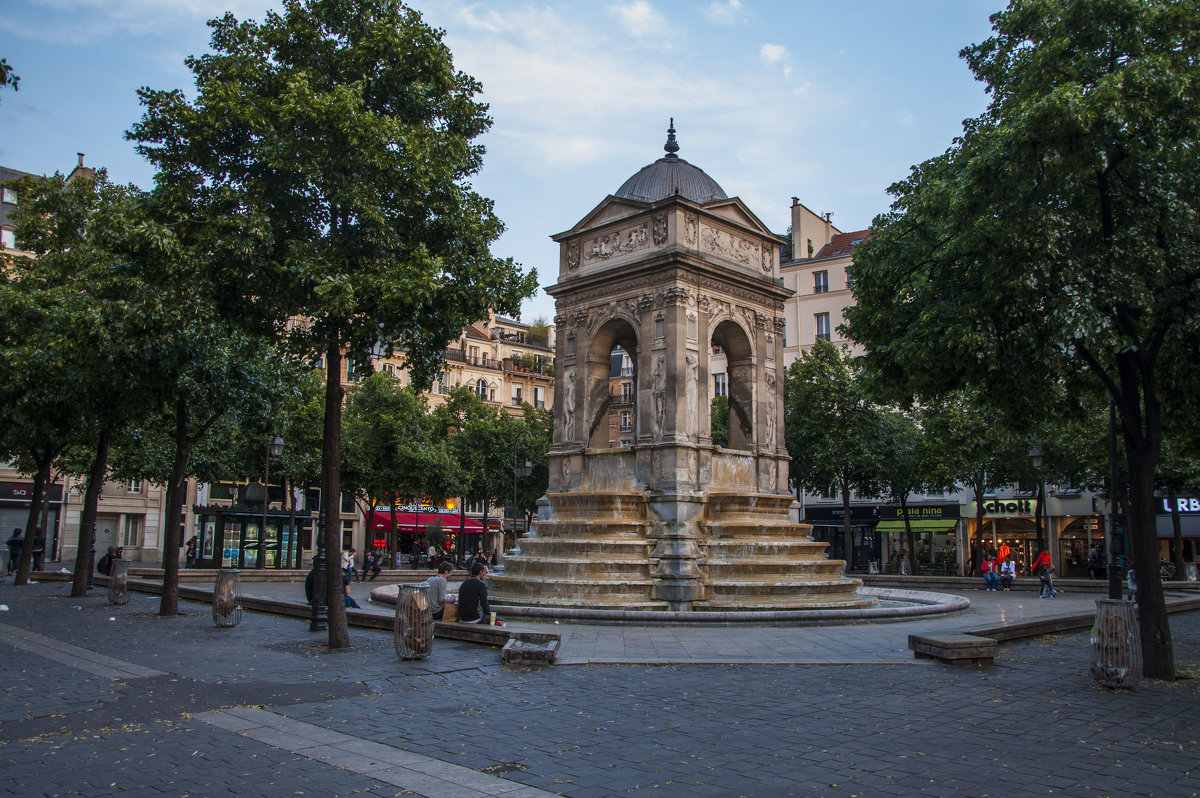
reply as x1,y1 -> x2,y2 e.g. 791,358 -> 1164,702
1032,549 -> 1056,597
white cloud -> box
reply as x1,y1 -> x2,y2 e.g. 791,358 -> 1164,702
704,0 -> 745,25
2,0 -> 277,44
609,1 -> 668,38
760,43 -> 787,64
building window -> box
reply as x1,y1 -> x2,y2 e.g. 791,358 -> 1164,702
806,238 -> 814,258
346,359 -> 360,382
781,322 -> 787,347
534,386 -> 545,408
713,373 -> 727,397
621,382 -> 633,402
814,271 -> 829,294
2,187 -> 16,204
489,388 -> 496,402
127,480 -> 142,494
122,516 -> 142,547
815,313 -> 831,342
475,378 -> 487,399
435,374 -> 448,394
619,411 -> 633,432
1,228 -> 14,249
381,363 -> 395,376
511,386 -> 523,406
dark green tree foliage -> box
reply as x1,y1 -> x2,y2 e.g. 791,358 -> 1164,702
845,0 -> 1200,678
920,390 -> 1033,564
129,0 -> 537,647
710,395 -> 730,449
0,171 -> 155,592
784,340 -> 881,567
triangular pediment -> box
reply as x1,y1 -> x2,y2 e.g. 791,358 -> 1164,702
552,195 -> 650,240
701,198 -> 781,240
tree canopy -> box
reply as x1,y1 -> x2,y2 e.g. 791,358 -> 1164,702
844,0 -> 1200,678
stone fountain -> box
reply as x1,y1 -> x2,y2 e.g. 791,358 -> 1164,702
489,122 -> 874,613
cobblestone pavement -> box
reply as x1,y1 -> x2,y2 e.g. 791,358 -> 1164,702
2,580 -> 1199,797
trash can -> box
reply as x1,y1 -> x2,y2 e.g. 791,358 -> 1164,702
394,582 -> 434,660
212,569 -> 243,628
1089,598 -> 1141,689
107,558 -> 132,605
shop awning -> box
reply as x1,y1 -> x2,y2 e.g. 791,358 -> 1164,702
366,511 -> 485,534
875,519 -> 958,533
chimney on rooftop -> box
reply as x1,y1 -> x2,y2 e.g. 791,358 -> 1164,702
77,153 -> 85,168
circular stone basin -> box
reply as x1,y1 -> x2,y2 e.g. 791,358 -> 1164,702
370,583 -> 968,626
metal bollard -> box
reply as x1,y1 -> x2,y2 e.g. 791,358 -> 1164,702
394,582 -> 434,660
212,569 -> 243,627
107,558 -> 131,605
1089,598 -> 1142,688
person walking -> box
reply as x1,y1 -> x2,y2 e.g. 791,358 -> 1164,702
185,536 -> 199,568
31,529 -> 46,572
5,529 -> 21,575
365,549 -> 383,582
1032,549 -> 1056,597
1126,568 -> 1137,603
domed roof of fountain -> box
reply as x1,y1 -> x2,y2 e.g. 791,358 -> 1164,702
613,119 -> 728,205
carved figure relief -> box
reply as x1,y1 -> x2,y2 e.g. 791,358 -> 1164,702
760,243 -> 772,272
567,242 -> 580,271
765,371 -> 777,448
685,352 -> 698,440
563,368 -> 576,443
684,214 -> 698,246
585,224 -> 648,262
702,226 -> 756,265
652,354 -> 666,438
652,213 -> 668,246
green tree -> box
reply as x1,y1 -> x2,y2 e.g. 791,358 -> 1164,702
875,408 -> 926,572
710,395 -> 730,449
0,170 -> 158,592
784,340 -> 881,569
0,57 -> 17,98
920,391 -> 1033,567
845,0 -> 1200,679
130,0 -> 537,647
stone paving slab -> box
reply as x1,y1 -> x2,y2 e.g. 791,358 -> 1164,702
2,578 -> 1199,798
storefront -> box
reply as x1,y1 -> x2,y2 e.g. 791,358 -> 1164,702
967,497 -> 1039,574
0,481 -> 63,563
193,505 -> 300,569
366,506 -> 487,566
803,505 -> 879,572
876,504 -> 960,575
1157,495 -> 1200,576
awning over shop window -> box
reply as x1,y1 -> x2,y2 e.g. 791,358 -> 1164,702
875,519 -> 958,533
367,511 -> 485,534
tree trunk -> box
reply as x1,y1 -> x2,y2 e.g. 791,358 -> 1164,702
159,398 -> 191,617
14,454 -> 51,586
72,429 -> 111,597
900,495 -> 916,576
1116,351 -> 1173,680
323,339 -> 351,648
840,472 -> 853,571
973,474 -> 986,577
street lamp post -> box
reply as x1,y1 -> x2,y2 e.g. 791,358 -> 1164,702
263,435 -> 285,567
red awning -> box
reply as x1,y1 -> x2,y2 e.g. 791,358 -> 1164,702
366,511 -> 485,534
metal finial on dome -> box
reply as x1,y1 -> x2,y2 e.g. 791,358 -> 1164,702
664,118 -> 679,157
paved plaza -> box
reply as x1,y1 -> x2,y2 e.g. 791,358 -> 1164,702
2,578 -> 1199,797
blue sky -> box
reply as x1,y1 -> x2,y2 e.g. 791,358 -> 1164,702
2,0 -> 1000,322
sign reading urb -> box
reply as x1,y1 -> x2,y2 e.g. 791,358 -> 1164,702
489,123 -> 872,613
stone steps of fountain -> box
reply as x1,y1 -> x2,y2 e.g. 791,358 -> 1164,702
528,523 -> 649,538
704,577 -> 863,599
516,540 -> 650,559
704,538 -> 830,553
702,524 -> 824,541
704,561 -> 847,579
500,557 -> 651,580
542,492 -> 648,521
704,493 -> 797,517
488,573 -> 658,609
699,595 -> 878,610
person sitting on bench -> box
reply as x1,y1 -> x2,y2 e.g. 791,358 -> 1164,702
457,562 -> 493,624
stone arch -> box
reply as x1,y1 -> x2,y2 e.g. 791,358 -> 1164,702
711,318 -> 754,450
586,316 -> 640,449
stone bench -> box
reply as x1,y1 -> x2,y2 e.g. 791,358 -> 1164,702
908,633 -> 997,666
434,621 -> 559,649
501,637 -> 559,666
